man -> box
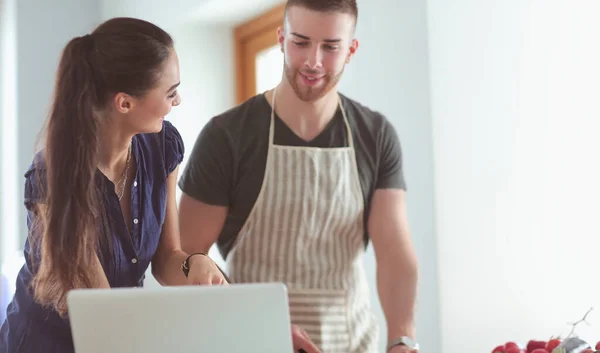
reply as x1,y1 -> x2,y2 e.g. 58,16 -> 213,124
177,0 -> 420,352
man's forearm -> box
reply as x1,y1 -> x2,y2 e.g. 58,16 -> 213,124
377,253 -> 419,342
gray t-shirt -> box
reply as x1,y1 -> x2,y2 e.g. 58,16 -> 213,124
178,93 -> 406,260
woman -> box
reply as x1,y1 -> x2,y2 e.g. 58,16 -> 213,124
0,17 -> 226,353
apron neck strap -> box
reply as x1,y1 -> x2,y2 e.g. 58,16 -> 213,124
269,85 -> 354,148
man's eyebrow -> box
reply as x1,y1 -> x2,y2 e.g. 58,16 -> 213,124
291,32 -> 341,43
291,32 -> 310,40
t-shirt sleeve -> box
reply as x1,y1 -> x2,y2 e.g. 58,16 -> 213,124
163,120 -> 185,176
376,117 -> 407,190
177,119 -> 233,207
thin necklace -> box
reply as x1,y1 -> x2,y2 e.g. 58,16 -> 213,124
116,143 -> 132,201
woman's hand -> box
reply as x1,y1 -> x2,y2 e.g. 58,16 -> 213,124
186,254 -> 228,285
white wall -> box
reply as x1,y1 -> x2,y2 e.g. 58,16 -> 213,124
0,0 -> 17,267
339,0 -> 440,351
428,1 -> 600,352
0,0 -> 18,323
101,0 -> 205,29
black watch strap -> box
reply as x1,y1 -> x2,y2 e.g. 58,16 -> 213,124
181,252 -> 207,278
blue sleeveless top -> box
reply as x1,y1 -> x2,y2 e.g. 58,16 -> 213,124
0,120 -> 184,353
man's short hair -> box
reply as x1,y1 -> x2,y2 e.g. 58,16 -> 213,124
284,0 -> 358,22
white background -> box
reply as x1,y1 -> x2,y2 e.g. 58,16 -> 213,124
1,1 -> 599,352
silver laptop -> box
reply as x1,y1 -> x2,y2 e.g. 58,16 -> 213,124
67,283 -> 294,353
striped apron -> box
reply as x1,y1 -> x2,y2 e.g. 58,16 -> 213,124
226,87 -> 378,353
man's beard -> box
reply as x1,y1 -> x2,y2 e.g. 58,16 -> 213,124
283,61 -> 344,102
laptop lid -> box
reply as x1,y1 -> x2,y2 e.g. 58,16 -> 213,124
67,283 -> 294,353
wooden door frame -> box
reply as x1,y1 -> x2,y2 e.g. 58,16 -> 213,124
234,3 -> 285,105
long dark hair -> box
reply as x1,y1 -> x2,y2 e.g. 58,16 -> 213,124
31,17 -> 174,315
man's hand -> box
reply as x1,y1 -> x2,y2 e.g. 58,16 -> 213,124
291,325 -> 321,353
388,344 -> 418,353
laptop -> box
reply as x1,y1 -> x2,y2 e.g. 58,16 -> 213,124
67,283 -> 294,353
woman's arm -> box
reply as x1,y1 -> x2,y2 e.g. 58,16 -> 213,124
151,165 -> 226,286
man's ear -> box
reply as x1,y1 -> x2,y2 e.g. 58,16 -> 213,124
277,26 -> 285,53
346,38 -> 359,64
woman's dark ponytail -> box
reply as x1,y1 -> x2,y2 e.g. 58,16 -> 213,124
32,34 -> 104,315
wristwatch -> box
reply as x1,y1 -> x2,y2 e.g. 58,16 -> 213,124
181,252 -> 207,278
387,336 -> 419,351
